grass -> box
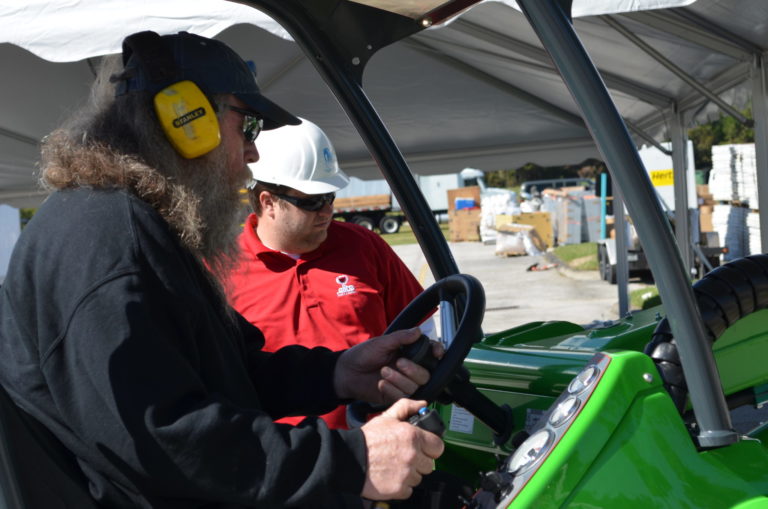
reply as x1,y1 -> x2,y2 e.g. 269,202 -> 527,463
630,285 -> 661,310
381,221 -> 449,246
552,242 -> 599,271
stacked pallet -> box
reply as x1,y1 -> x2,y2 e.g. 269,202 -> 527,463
479,192 -> 519,244
712,204 -> 749,261
749,211 -> 762,256
538,188 -> 599,246
447,186 -> 482,242
709,144 -> 758,205
708,143 -> 760,259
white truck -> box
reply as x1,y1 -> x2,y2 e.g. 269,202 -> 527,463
597,141 -> 724,283
333,168 -> 487,234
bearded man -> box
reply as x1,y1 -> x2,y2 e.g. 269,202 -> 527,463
0,31 -> 443,508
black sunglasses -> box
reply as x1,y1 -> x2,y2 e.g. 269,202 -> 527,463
223,104 -> 263,143
272,192 -> 335,212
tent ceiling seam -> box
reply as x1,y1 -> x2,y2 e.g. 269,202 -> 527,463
404,38 -> 586,127
635,61 -> 751,131
259,51 -> 306,91
339,136 -> 598,169
671,7 -> 765,56
0,127 -> 39,147
623,10 -> 752,61
448,18 -> 672,107
602,14 -> 751,125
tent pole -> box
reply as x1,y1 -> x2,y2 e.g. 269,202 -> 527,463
614,188 -> 629,317
753,54 -> 768,253
519,0 -> 737,448
671,106 -> 692,273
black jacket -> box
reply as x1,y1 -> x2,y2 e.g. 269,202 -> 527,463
0,188 -> 366,508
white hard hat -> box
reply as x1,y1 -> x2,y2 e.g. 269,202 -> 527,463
248,118 -> 350,194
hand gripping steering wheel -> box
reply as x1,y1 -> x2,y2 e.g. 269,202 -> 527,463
347,274 -> 486,427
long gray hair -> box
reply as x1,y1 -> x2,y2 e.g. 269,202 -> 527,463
40,55 -> 247,300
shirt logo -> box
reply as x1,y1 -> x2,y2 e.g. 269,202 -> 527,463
336,274 -> 356,297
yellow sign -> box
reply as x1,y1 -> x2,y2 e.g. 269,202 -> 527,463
650,169 -> 674,187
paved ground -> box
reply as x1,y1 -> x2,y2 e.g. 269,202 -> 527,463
392,241 -> 621,335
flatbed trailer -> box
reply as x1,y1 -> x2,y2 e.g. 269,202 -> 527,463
333,193 -> 403,233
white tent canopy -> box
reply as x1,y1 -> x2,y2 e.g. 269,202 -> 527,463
0,0 -> 766,210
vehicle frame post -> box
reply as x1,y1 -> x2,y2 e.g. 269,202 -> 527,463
517,0 -> 737,447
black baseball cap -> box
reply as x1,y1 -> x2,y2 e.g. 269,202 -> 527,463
116,31 -> 299,130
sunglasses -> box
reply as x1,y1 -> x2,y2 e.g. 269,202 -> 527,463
272,192 -> 335,212
223,104 -> 264,143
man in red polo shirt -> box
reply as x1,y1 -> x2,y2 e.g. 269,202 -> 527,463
223,118 -> 435,429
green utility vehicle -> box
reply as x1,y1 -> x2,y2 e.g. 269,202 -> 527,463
1,1 -> 767,508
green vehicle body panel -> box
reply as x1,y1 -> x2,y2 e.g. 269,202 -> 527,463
435,306 -> 768,507
711,310 -> 768,395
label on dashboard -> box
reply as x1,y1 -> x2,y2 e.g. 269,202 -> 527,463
448,405 -> 475,434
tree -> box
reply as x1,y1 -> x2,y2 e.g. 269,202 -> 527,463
688,106 -> 754,170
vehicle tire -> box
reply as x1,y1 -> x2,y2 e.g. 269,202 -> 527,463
598,245 -> 608,281
351,215 -> 375,231
644,254 -> 768,414
598,245 -> 616,284
378,215 -> 400,234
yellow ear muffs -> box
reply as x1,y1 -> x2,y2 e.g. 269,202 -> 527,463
154,80 -> 221,159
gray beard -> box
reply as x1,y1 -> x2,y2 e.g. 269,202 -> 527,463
40,130 -> 248,285
183,152 -> 247,279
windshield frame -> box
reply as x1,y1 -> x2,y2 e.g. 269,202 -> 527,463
241,0 -> 737,448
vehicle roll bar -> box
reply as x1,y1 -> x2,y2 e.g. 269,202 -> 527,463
250,0 -> 461,282
517,0 -> 736,447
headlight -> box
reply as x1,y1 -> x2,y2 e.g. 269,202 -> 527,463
549,395 -> 580,427
506,429 -> 555,475
567,365 -> 599,395
490,354 -> 611,508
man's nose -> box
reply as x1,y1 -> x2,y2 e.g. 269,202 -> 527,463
245,141 -> 259,164
318,200 -> 334,214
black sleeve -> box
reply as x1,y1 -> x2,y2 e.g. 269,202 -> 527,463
41,273 -> 367,507
236,313 -> 347,419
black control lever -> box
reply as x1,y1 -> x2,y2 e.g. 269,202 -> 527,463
408,406 -> 445,437
404,336 -> 514,445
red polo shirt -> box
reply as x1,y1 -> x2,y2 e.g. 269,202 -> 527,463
223,214 -> 427,428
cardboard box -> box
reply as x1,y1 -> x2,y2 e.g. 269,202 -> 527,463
448,209 -> 480,242
541,188 -> 566,199
334,194 -> 390,210
447,186 -> 481,213
495,211 -> 553,251
582,196 -> 601,242
696,184 -> 714,206
557,196 -> 583,245
700,204 -> 713,232
560,186 -> 588,195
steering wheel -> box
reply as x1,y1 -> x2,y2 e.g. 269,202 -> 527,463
347,274 -> 486,427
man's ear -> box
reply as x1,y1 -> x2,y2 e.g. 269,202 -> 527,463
260,191 -> 278,216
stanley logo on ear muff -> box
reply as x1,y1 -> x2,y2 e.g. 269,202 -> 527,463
120,31 -> 222,159
154,80 -> 221,159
